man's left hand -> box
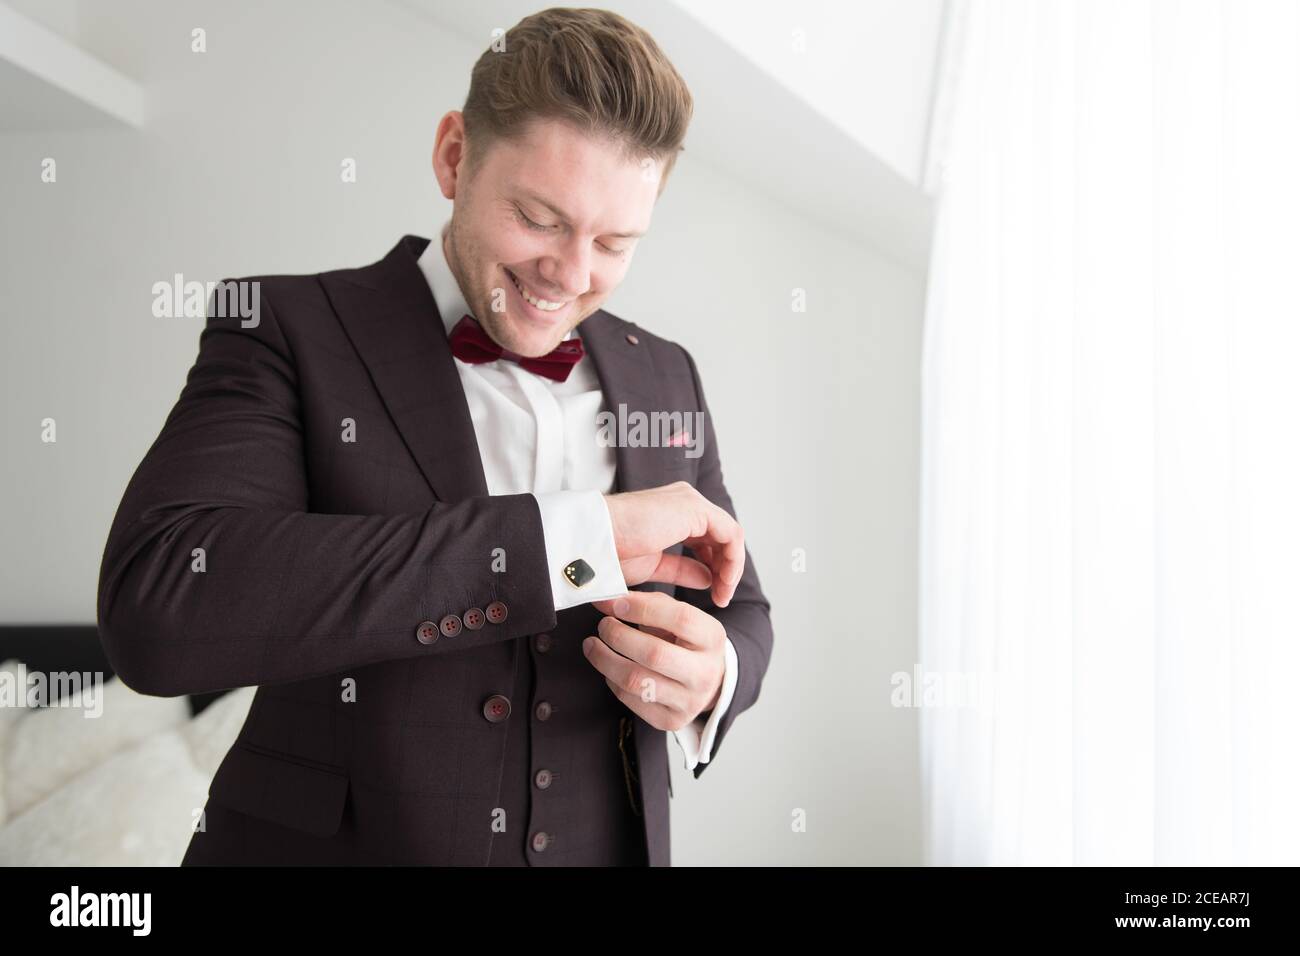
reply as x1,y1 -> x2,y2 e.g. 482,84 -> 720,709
584,591 -> 726,733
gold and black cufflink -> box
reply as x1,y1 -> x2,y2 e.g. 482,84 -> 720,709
563,557 -> 595,588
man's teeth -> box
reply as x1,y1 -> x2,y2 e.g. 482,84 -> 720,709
509,272 -> 567,311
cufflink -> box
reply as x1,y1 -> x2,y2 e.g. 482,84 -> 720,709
563,557 -> 596,588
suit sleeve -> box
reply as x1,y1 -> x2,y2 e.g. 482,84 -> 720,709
96,282 -> 558,697
675,346 -> 774,779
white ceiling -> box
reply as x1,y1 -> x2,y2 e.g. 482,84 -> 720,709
0,1 -> 144,128
670,0 -> 948,187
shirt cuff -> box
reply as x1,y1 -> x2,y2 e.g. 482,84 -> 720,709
533,489 -> 629,611
671,635 -> 739,772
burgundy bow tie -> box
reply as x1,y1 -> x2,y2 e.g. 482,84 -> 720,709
447,315 -> 584,383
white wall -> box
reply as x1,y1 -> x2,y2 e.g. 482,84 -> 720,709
0,0 -> 925,865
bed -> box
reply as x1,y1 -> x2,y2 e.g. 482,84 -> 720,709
0,626 -> 254,865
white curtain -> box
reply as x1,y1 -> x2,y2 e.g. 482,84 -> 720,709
920,0 -> 1300,865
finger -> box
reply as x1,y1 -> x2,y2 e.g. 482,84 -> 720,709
593,590 -> 715,651
685,506 -> 744,607
687,542 -> 715,572
707,507 -> 745,608
639,624 -> 678,643
600,607 -> 678,643
681,535 -> 743,608
601,677 -> 675,732
684,543 -> 718,597
581,633 -> 689,710
595,614 -> 692,683
640,551 -> 712,590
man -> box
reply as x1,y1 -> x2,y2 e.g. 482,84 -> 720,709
97,7 -> 772,866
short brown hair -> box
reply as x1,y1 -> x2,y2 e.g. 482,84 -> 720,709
461,7 -> 693,188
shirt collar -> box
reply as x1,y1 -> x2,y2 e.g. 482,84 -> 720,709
416,220 -> 573,342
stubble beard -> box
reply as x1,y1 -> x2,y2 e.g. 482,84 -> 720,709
444,214 -> 590,358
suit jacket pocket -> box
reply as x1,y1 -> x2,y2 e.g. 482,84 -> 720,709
207,744 -> 349,838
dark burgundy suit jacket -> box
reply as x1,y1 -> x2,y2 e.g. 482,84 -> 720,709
96,234 -> 773,865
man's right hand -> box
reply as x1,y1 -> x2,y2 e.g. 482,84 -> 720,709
604,481 -> 746,608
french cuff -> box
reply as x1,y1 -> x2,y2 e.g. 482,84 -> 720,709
672,635 -> 740,772
533,489 -> 629,611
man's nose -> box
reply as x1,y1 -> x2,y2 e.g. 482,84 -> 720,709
538,237 -> 591,297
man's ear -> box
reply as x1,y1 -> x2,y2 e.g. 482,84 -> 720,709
433,111 -> 468,200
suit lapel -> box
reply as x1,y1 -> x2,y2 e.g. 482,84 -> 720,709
579,313 -> 663,494
321,234 -> 489,503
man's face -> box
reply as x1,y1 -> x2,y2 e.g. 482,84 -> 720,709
437,116 -> 662,358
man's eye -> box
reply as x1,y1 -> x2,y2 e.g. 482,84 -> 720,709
514,206 -> 626,256
515,208 -> 552,232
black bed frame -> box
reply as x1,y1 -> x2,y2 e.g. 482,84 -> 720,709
0,626 -> 228,717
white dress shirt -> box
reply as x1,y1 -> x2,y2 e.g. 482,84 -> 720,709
418,223 -> 737,771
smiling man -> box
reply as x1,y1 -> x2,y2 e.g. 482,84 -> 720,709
98,6 -> 773,867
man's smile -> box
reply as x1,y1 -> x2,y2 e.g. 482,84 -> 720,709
503,266 -> 576,324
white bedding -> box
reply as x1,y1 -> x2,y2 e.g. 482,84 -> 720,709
0,659 -> 254,866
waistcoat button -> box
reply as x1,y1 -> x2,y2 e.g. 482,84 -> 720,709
482,694 -> 511,722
